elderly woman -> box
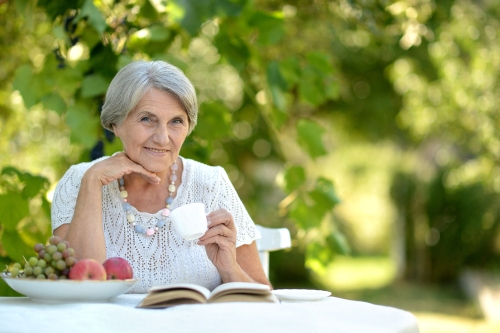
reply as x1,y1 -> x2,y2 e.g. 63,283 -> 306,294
51,60 -> 270,293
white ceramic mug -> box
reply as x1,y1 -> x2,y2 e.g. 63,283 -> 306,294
170,203 -> 208,240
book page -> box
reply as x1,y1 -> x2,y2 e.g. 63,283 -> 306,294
139,289 -> 208,307
149,283 -> 211,300
210,282 -> 271,299
209,293 -> 278,304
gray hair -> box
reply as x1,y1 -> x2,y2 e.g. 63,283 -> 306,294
100,60 -> 198,134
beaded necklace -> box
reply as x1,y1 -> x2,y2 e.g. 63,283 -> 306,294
119,160 -> 179,236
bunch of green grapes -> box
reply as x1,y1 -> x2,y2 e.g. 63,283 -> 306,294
6,236 -> 77,280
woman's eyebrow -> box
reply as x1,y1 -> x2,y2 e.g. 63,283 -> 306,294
137,111 -> 157,118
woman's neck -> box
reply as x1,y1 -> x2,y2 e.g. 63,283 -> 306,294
121,158 -> 184,214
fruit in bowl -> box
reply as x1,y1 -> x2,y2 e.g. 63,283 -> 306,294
103,257 -> 134,280
68,259 -> 107,281
3,236 -> 134,282
4,236 -> 77,280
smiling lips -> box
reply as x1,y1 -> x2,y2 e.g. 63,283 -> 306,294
145,147 -> 169,153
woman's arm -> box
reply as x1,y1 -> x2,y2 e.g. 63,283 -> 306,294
53,153 -> 161,261
236,242 -> 271,286
198,209 -> 271,287
54,171 -> 107,262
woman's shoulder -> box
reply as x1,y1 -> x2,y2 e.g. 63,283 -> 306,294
182,157 -> 226,184
182,157 -> 223,175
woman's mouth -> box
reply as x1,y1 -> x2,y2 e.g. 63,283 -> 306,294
145,147 -> 169,153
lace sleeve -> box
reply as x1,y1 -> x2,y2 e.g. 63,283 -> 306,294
214,167 -> 261,247
51,165 -> 83,232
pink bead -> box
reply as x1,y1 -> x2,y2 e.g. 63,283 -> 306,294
162,208 -> 170,216
146,229 -> 155,236
154,227 -> 159,231
123,199 -> 127,202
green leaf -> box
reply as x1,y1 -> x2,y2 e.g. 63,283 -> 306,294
18,220 -> 50,249
41,93 -> 66,114
194,102 -> 232,140
214,32 -> 250,71
325,76 -> 340,100
1,167 -> 23,179
0,194 -> 30,232
89,44 -> 119,78
267,61 -> 287,110
78,0 -> 107,34
296,119 -> 327,158
80,27 -> 102,50
52,25 -> 71,46
66,104 -> 99,148
41,196 -> 51,219
299,66 -> 326,106
54,65 -> 84,96
283,165 -> 306,193
36,0 -> 81,20
248,11 -> 285,45
14,0 -> 32,17
327,231 -> 351,255
1,230 -> 34,264
149,25 -> 172,42
306,51 -> 334,75
270,107 -> 288,129
215,0 -> 246,17
21,174 -> 49,200
139,0 -> 160,20
267,62 -> 287,91
153,54 -> 188,72
172,0 -> 214,36
117,54 -> 134,71
279,56 -> 301,87
128,28 -> 153,49
80,74 -> 109,98
127,26 -> 175,54
289,197 -> 323,229
308,177 -> 340,208
12,65 -> 37,108
305,241 -> 335,272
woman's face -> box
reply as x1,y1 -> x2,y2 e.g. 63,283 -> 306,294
113,88 -> 189,175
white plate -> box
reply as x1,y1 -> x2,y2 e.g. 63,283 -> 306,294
272,289 -> 331,302
1,272 -> 137,303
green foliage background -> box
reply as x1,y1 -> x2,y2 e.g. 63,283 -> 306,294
1,0 -> 500,294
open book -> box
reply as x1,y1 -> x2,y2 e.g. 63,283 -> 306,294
137,282 -> 278,308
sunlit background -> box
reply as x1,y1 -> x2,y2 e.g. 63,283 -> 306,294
1,1 -> 500,332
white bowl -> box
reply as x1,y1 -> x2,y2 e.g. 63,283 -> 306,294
1,272 -> 137,303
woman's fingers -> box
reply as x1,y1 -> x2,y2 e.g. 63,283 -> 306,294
91,153 -> 161,185
118,153 -> 161,184
198,235 -> 234,249
206,209 -> 236,230
198,224 -> 234,244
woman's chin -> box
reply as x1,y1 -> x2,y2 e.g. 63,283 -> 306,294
141,163 -> 170,175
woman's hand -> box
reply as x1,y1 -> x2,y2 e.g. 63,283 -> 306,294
197,209 -> 238,278
86,152 -> 161,186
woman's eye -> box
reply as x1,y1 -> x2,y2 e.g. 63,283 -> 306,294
172,118 -> 184,124
140,116 -> 151,122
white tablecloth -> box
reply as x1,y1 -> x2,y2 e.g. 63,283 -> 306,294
0,295 -> 419,333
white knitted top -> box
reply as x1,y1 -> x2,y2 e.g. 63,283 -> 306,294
51,156 -> 261,293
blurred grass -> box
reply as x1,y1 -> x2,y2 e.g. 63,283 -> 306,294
317,256 -> 500,333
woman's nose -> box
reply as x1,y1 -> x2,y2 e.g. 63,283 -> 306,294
153,125 -> 170,145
